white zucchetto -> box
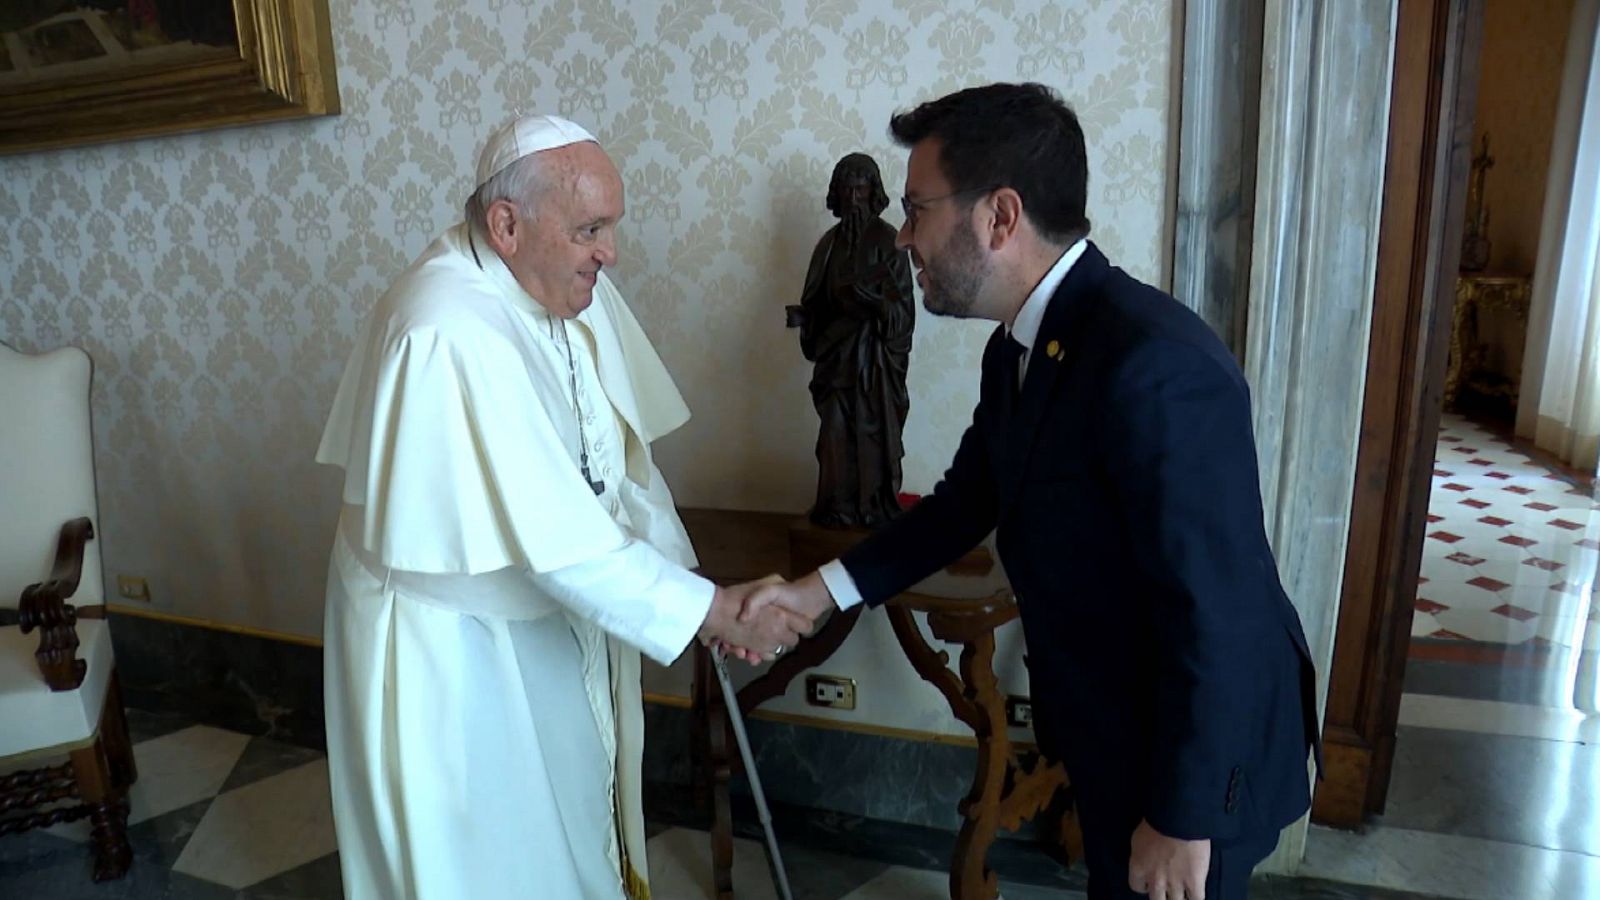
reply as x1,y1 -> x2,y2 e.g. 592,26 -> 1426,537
474,114 -> 598,188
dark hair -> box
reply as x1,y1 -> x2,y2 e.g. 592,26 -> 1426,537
889,82 -> 1090,244
825,153 -> 890,218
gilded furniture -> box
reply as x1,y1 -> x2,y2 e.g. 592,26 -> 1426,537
1444,273 -> 1532,411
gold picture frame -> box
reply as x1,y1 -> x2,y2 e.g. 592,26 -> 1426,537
0,0 -> 339,156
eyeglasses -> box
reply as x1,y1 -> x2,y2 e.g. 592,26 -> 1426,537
899,186 -> 998,230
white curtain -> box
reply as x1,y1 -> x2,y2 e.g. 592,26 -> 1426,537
1519,0 -> 1600,476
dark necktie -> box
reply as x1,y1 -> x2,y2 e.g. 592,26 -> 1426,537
997,334 -> 1025,409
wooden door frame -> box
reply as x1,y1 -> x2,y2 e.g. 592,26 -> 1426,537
1312,0 -> 1486,827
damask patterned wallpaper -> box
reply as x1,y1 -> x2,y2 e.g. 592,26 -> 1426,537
0,0 -> 1173,636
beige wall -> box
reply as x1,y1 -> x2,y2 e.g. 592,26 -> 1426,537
0,0 -> 1173,688
1473,0 -> 1575,274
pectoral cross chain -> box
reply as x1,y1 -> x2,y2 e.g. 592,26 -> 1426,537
560,320 -> 606,497
581,453 -> 605,496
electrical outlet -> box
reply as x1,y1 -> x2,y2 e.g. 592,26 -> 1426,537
116,575 -> 150,602
805,674 -> 856,710
1006,695 -> 1032,728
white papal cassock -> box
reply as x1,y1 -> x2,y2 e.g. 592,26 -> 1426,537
316,222 -> 713,899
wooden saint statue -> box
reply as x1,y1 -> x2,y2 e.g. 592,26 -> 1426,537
786,153 -> 916,529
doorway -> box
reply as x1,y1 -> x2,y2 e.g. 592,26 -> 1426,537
1306,0 -> 1600,894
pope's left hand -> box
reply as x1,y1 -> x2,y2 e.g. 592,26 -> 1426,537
1128,819 -> 1209,900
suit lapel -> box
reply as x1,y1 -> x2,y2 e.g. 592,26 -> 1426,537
998,244 -> 1111,511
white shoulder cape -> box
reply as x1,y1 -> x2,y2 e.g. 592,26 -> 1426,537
316,224 -> 691,576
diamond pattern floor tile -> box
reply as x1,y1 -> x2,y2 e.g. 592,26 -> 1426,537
1490,604 -> 1538,622
1416,415 -> 1599,648
172,760 -> 337,890
4,703 -> 1561,900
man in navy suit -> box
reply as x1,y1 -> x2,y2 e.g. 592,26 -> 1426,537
743,83 -> 1320,900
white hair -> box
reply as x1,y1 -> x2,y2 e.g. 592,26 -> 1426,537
464,153 -> 546,230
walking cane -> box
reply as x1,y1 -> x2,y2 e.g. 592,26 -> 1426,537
711,645 -> 795,900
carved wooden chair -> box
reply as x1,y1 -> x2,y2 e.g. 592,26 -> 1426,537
0,343 -> 137,881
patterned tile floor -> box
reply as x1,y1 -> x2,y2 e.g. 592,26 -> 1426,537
1301,413 -> 1600,900
3,709 -> 1464,900
1413,414 -> 1599,649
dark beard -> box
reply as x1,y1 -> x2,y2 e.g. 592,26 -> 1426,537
921,224 -> 988,318
838,204 -> 872,249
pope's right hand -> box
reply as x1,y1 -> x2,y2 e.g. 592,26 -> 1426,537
739,570 -> 836,627
699,576 -> 813,664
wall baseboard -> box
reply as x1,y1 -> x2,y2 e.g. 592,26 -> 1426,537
108,602 -> 322,647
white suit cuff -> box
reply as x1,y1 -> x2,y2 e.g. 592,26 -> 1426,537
818,559 -> 865,610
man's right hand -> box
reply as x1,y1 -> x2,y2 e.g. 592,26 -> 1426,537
739,570 -> 836,626
699,576 -> 812,663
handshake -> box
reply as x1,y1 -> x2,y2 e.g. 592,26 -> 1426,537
696,570 -> 838,664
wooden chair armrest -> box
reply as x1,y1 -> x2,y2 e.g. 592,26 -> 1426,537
17,517 -> 95,691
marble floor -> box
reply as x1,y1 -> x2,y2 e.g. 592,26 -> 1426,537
1411,414 -> 1598,653
1406,413 -> 1597,717
0,708 -> 1464,900
1295,413 -> 1600,899
6,414 -> 1595,898
1299,699 -> 1600,899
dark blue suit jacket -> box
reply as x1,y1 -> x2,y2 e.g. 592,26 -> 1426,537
840,244 -> 1320,842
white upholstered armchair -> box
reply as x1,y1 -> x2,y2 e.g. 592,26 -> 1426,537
0,343 -> 136,881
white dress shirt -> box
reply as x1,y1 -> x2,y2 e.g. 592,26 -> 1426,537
819,239 -> 1088,609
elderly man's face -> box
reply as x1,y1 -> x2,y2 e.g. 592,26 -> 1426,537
507,142 -> 625,318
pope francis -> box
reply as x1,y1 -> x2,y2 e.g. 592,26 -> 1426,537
315,115 -> 806,899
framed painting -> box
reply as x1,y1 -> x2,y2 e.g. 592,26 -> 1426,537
0,0 -> 338,155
